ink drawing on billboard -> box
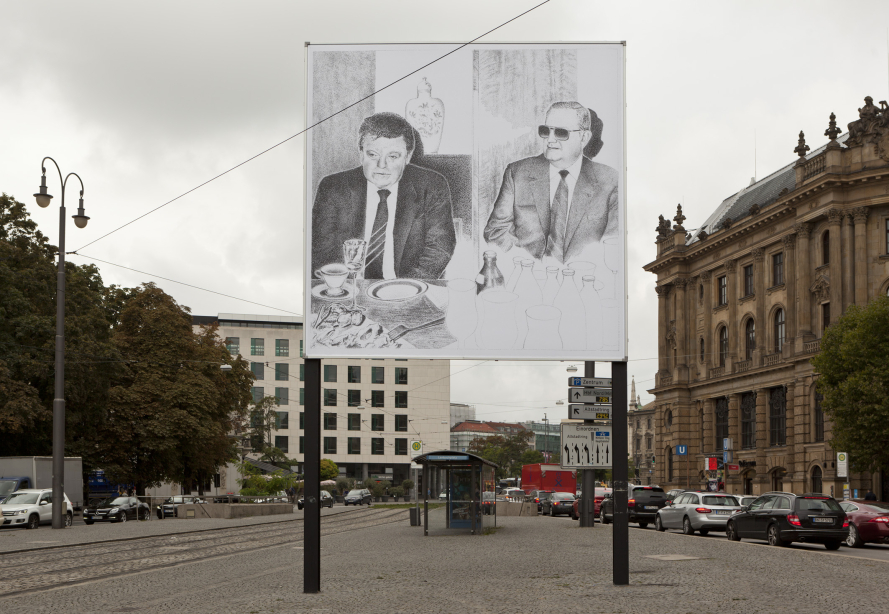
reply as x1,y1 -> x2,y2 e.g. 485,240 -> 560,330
305,43 -> 625,360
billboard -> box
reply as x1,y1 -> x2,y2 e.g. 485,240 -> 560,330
305,43 -> 626,359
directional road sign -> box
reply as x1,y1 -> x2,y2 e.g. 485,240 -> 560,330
568,388 -> 612,404
560,423 -> 612,469
568,377 -> 612,388
568,404 -> 612,420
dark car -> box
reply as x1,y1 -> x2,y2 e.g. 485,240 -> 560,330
839,500 -> 889,547
83,496 -> 150,524
298,490 -> 334,510
542,492 -> 575,516
157,495 -> 205,519
665,488 -> 687,503
600,485 -> 667,528
726,492 -> 848,549
529,490 -> 553,513
344,489 -> 372,506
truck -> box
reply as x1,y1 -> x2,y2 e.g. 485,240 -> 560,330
0,456 -> 84,509
521,463 -> 576,495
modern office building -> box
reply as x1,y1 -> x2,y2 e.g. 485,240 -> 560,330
449,403 -> 476,428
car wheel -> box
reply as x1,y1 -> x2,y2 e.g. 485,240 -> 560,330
767,523 -> 788,547
119,512 -> 128,523
65,512 -> 73,527
638,522 -> 649,529
27,514 -> 39,530
550,506 -> 555,517
846,524 -> 863,548
655,515 -> 665,532
824,540 -> 842,551
699,529 -> 709,536
726,521 -> 740,541
682,517 -> 694,535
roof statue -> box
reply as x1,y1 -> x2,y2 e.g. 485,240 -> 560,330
673,204 -> 686,231
824,111 -> 841,145
793,130 -> 810,160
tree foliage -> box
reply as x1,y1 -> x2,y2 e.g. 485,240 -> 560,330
811,296 -> 889,473
320,458 -> 339,481
249,395 -> 280,452
468,431 -> 535,479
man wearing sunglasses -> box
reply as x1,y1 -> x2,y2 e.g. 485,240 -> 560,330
483,101 -> 619,264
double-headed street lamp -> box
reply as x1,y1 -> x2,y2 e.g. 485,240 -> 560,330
34,157 -> 89,529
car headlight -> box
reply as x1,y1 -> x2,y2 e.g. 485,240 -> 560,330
110,508 -> 119,514
14,509 -> 26,515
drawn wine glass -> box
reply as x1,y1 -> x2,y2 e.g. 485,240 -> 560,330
602,237 -> 621,299
342,239 -> 367,308
445,278 -> 478,349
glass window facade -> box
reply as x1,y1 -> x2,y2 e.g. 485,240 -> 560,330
251,387 -> 263,404
323,413 -> 337,430
348,390 -> 361,406
275,387 -> 288,405
276,410 -> 289,429
251,338 -> 264,356
348,414 -> 361,431
775,309 -> 785,353
275,363 -> 288,381
371,414 -> 384,431
348,366 -> 361,383
814,392 -> 825,442
324,389 -> 337,406
395,367 -> 408,385
299,388 -> 304,406
770,387 -> 786,447
251,362 -> 264,380
371,438 -> 384,455
395,391 -> 408,408
348,437 -> 360,454
741,392 -> 756,449
718,276 -> 727,305
743,265 -> 754,296
371,390 -> 384,407
372,366 -> 385,384
324,365 -> 337,382
225,337 -> 240,355
324,437 -> 336,454
745,319 -> 755,360
275,339 -> 289,357
395,415 -> 408,432
395,439 -> 408,455
772,252 -> 784,286
275,435 -> 288,453
715,397 -> 729,450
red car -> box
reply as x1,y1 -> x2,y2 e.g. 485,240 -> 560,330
571,488 -> 612,520
840,500 -> 889,547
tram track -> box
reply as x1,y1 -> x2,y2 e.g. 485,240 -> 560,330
0,508 -> 408,599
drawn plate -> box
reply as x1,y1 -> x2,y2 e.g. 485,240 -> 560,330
311,284 -> 354,302
366,279 -> 428,302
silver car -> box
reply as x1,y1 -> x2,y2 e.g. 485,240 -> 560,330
655,492 -> 743,535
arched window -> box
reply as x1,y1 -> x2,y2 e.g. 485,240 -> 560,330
667,447 -> 674,481
811,465 -> 823,494
700,338 -> 705,363
719,326 -> 728,366
822,230 -> 830,265
665,409 -> 673,428
814,391 -> 824,442
715,397 -> 729,450
745,319 -> 756,360
774,309 -> 785,353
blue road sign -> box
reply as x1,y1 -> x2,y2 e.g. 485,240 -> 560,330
723,450 -> 733,464
676,445 -> 688,456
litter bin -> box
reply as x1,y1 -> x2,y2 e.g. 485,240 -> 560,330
409,507 -> 420,526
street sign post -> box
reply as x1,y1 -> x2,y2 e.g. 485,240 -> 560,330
560,423 -> 612,469
410,440 -> 423,458
568,404 -> 612,420
723,450 -> 733,464
568,388 -> 613,404
837,452 -> 848,478
568,377 -> 613,388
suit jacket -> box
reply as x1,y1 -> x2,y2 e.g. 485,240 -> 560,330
311,164 -> 456,279
483,154 -> 619,262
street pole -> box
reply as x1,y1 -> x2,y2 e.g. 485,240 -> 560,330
303,358 -> 321,593
33,159 -> 88,530
612,361 -> 629,585
580,361 -> 596,528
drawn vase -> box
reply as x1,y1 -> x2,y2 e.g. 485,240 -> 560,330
553,269 -> 585,351
579,275 -> 603,351
505,256 -> 524,292
513,259 -> 543,348
475,250 -> 505,294
405,77 -> 444,154
478,290 -> 518,350
445,278 -> 479,349
524,305 -> 562,350
542,266 -> 560,305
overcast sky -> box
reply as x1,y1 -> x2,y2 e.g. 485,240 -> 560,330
3,1 -> 888,425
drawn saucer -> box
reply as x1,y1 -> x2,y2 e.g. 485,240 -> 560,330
312,284 -> 354,301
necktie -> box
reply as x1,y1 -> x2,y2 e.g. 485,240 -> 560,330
548,170 -> 569,262
364,189 -> 390,279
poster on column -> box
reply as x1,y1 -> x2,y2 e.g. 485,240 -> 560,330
304,43 -> 626,360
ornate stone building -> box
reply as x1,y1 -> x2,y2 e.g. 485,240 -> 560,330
644,97 -> 889,498
627,378 -> 656,484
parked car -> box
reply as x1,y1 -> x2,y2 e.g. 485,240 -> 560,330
570,487 -> 613,520
839,500 -> 889,547
655,491 -> 743,535
542,492 -> 575,516
481,491 -> 497,515
0,489 -> 73,529
725,492 -> 848,549
344,489 -> 372,506
737,495 -> 758,508
84,496 -> 150,524
298,490 -> 334,510
503,488 -> 525,501
529,490 -> 553,512
157,496 -> 205,519
600,485 -> 667,528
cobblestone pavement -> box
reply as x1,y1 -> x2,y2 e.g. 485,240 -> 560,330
1,511 -> 886,614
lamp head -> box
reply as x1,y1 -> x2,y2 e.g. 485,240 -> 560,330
220,364 -> 233,372
72,193 -> 89,228
566,365 -> 578,373
34,170 -> 53,208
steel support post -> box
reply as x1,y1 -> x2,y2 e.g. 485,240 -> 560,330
303,358 -> 321,593
580,361 -> 596,527
612,361 -> 629,585
52,203 -> 67,529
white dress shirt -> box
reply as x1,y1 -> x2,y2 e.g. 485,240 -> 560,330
364,181 -> 400,280
548,155 -> 584,236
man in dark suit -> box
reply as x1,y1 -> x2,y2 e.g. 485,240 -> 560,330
311,112 -> 456,279
483,102 -> 619,263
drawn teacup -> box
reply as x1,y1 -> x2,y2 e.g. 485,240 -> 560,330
315,263 -> 350,295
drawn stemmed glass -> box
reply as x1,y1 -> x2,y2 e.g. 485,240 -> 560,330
342,239 -> 367,308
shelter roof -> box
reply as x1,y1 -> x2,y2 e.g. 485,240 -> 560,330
412,450 -> 499,468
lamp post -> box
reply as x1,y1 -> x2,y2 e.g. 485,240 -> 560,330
34,157 -> 89,529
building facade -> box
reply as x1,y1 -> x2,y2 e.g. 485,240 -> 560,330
197,312 -> 450,486
450,403 -> 476,427
644,97 -> 889,498
628,377 -> 656,484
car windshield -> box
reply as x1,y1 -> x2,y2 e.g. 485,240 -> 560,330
97,497 -> 129,506
4,492 -> 40,505
553,493 -> 575,500
798,497 -> 842,512
702,495 -> 739,506
0,480 -> 19,496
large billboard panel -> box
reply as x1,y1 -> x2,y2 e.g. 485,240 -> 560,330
305,43 -> 626,360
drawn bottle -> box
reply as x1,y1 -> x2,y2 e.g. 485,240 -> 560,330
505,256 -> 524,292
542,266 -> 560,305
404,77 -> 444,154
553,269 -> 585,350
512,259 -> 543,347
476,250 -> 505,293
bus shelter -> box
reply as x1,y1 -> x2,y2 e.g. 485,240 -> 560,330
413,451 -> 498,536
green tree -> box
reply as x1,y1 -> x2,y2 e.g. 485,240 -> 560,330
248,395 -> 280,452
98,284 -> 253,494
320,458 -> 339,481
469,431 -> 535,479
811,295 -> 889,473
259,445 -> 298,470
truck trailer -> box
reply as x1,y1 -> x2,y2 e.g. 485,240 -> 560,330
0,456 -> 84,508
521,463 -> 576,495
